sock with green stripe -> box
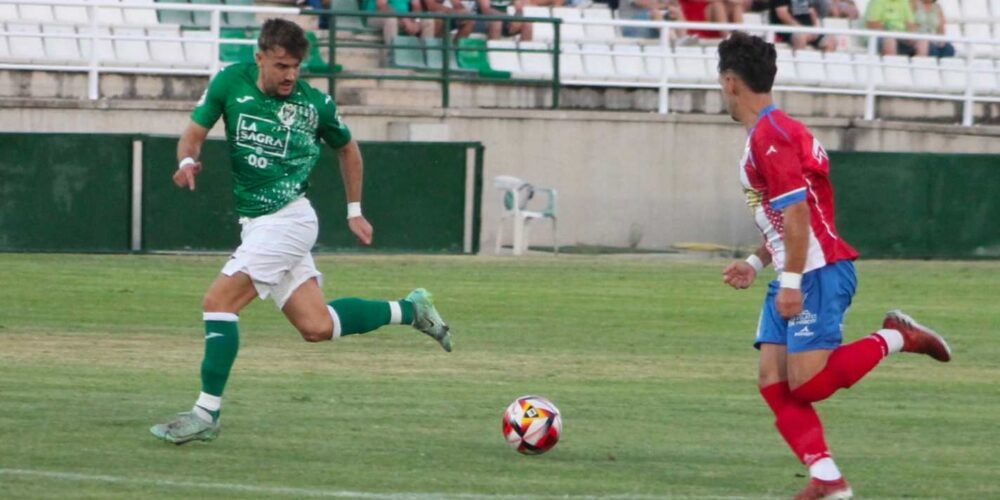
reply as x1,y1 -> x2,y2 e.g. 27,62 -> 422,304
327,298 -> 414,338
194,312 -> 240,423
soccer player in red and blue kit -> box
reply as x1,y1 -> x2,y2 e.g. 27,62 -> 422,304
716,32 -> 953,499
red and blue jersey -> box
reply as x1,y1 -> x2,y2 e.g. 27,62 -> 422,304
739,105 -> 858,273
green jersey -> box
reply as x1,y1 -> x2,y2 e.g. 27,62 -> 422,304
191,63 -> 352,217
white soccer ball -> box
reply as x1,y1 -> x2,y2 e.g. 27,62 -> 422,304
502,395 -> 562,455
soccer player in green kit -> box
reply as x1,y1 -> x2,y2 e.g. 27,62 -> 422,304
151,18 -> 453,445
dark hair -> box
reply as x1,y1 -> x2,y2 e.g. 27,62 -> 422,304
258,18 -> 309,61
717,31 -> 777,93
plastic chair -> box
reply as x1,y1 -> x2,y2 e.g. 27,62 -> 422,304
494,175 -> 557,256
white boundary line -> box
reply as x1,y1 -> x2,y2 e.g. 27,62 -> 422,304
0,468 -> 773,500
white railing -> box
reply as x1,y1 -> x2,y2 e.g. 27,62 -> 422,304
1,0 -> 999,126
0,0 -> 298,99
559,18 -> 1000,126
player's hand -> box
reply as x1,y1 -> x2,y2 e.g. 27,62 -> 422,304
723,260 -> 757,289
348,215 -> 373,246
776,287 -> 804,319
173,163 -> 202,191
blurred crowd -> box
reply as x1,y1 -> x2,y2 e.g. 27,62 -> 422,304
301,0 -> 957,57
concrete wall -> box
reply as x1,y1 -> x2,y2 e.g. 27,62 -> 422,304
2,98 -> 999,252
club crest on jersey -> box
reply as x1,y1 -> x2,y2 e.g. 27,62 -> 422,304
278,103 -> 297,126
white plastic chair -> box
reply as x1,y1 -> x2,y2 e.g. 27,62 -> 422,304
487,40 -> 521,75
524,6 -> 553,43
494,175 -> 557,256
823,51 -> 856,87
582,42 -> 615,79
553,7 -> 585,42
518,41 -> 553,78
43,24 -> 83,63
19,4 -> 55,22
613,44 -> 647,81
583,6 -> 616,42
559,42 -> 585,78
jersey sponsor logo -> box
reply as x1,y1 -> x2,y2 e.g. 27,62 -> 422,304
789,309 -> 817,327
236,95 -> 254,103
793,326 -> 814,337
236,113 -> 290,158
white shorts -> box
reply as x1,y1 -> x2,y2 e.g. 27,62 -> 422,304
221,197 -> 323,309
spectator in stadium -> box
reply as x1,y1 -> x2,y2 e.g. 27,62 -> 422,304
618,0 -> 689,39
912,0 -> 955,57
473,0 -> 533,41
747,0 -> 771,13
864,0 -> 929,56
678,0 -> 745,39
364,0 -> 435,43
422,0 -> 476,40
812,0 -> 859,19
769,0 -> 838,51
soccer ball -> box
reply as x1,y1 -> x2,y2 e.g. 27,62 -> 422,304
502,395 -> 562,455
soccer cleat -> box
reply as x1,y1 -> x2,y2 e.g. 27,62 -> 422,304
794,477 -> 853,500
407,288 -> 452,352
883,310 -> 952,362
150,411 -> 220,445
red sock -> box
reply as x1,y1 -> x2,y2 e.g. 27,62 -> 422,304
760,382 -> 831,466
791,334 -> 889,404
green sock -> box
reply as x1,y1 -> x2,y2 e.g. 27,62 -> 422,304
201,312 -> 240,397
329,298 -> 414,337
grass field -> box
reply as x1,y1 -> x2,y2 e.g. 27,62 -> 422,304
0,253 -> 997,499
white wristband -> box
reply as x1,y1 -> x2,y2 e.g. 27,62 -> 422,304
779,272 -> 803,289
178,157 -> 196,170
745,254 -> 764,274
346,202 -> 362,219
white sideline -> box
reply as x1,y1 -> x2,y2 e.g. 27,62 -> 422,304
0,468 -> 772,500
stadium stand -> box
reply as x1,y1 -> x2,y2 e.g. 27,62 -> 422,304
0,0 -> 998,123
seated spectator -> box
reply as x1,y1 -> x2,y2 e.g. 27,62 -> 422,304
813,0 -> 859,19
865,0 -> 929,56
618,0 -> 688,39
473,0 -> 533,40
364,0 -> 435,42
422,0 -> 476,40
678,0 -> 744,38
912,0 -> 954,57
769,0 -> 837,50
747,0 -> 770,13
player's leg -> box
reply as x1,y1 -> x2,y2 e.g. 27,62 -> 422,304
787,261 -> 950,404
150,272 -> 257,444
276,256 -> 453,351
754,282 -> 846,496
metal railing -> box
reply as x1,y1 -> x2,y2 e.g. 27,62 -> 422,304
0,0 -> 998,126
0,0 -> 297,99
556,18 -> 1000,126
301,9 -> 563,109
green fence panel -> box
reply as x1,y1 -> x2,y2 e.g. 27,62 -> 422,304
142,136 -> 241,251
830,152 -> 1000,259
0,133 -> 132,252
143,138 -> 477,253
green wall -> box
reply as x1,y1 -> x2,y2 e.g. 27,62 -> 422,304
0,133 -> 482,253
0,133 -> 132,252
830,152 -> 1000,259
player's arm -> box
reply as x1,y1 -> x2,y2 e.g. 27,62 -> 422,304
173,121 -> 210,191
723,244 -> 771,290
337,140 -> 373,246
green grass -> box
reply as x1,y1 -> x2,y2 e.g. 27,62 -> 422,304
0,253 -> 997,499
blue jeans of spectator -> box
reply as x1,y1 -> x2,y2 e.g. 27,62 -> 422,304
930,42 -> 955,58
